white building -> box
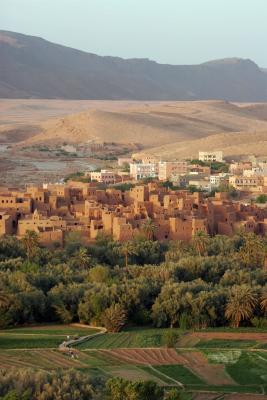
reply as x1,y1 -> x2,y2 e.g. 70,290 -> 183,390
243,166 -> 267,177
130,163 -> 158,180
199,151 -> 223,163
210,174 -> 228,188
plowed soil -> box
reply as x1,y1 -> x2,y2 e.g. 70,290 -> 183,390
100,348 -> 234,385
191,332 -> 267,342
0,349 -> 84,369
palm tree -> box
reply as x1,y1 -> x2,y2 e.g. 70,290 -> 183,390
0,292 -> 9,307
225,285 -> 258,328
22,230 -> 39,261
142,218 -> 157,240
260,291 -> 267,312
238,233 -> 266,268
76,247 -> 91,269
192,231 -> 209,256
120,240 -> 137,269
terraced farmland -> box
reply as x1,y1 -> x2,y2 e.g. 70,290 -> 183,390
77,328 -> 181,349
1,325 -> 267,398
0,349 -> 85,369
0,324 -> 99,349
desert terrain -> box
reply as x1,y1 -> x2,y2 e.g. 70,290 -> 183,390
1,99 -> 267,185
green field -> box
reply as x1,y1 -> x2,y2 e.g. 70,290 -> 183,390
77,328 -> 181,349
147,365 -> 204,385
1,325 -> 267,397
195,339 -> 257,349
0,324 -> 99,349
0,335 -> 65,349
1,325 -> 99,336
226,351 -> 267,385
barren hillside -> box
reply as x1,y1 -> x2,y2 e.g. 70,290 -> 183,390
13,101 -> 267,152
1,31 -> 267,101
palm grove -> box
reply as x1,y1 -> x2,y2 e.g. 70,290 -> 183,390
0,228 -> 267,331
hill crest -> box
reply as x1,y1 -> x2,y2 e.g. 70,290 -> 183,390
1,30 -> 267,101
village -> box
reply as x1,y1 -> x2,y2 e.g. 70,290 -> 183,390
1,150 -> 267,247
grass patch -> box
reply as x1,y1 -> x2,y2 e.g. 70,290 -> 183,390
201,327 -> 267,333
0,325 -> 99,336
104,365 -> 166,384
77,328 -> 181,349
226,351 -> 267,385
203,349 -> 242,364
80,350 -> 127,367
195,339 -> 256,349
0,325 -> 99,349
0,335 -> 65,349
257,343 -> 267,349
77,366 -> 111,379
141,366 -> 176,385
186,384 -> 262,394
152,365 -> 204,385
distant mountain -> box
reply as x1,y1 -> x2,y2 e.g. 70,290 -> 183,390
1,30 -> 267,101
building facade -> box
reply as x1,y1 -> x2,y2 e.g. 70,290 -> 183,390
199,151 -> 223,163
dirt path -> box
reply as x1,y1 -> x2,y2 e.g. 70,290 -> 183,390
148,365 -> 184,388
59,325 -> 106,350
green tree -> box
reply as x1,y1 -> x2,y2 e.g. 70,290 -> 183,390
163,329 -> 179,348
64,231 -> 83,256
238,233 -> 266,268
88,265 -> 111,283
0,292 -> 9,307
225,285 -> 258,328
73,247 -> 91,269
260,291 -> 267,312
165,388 -> 182,400
192,231 -> 209,256
256,194 -> 267,204
120,241 -> 137,268
142,218 -> 157,240
1,390 -> 19,400
49,284 -> 85,323
21,230 -> 39,261
106,378 -> 164,400
106,378 -> 127,400
102,303 -> 127,333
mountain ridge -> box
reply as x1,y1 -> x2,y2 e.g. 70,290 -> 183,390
1,30 -> 267,101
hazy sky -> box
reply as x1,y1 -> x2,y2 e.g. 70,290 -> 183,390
1,0 -> 267,66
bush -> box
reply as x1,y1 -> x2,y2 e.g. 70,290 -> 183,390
163,330 -> 179,348
101,303 -> 127,333
106,378 -> 164,400
251,317 -> 267,328
0,369 -> 96,400
256,194 -> 267,204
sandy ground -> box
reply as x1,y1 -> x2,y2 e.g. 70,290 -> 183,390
1,99 -> 267,185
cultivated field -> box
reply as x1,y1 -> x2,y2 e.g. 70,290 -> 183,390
0,324 -> 99,349
1,325 -> 267,398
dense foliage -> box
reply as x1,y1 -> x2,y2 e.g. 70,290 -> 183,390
0,231 -> 267,330
0,371 -> 182,400
0,369 -> 97,400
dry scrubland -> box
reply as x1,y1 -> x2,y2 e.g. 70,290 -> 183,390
1,99 -> 267,159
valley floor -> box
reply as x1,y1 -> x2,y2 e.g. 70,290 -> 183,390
1,324 -> 267,399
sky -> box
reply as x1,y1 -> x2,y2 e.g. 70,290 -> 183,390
1,0 -> 267,66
